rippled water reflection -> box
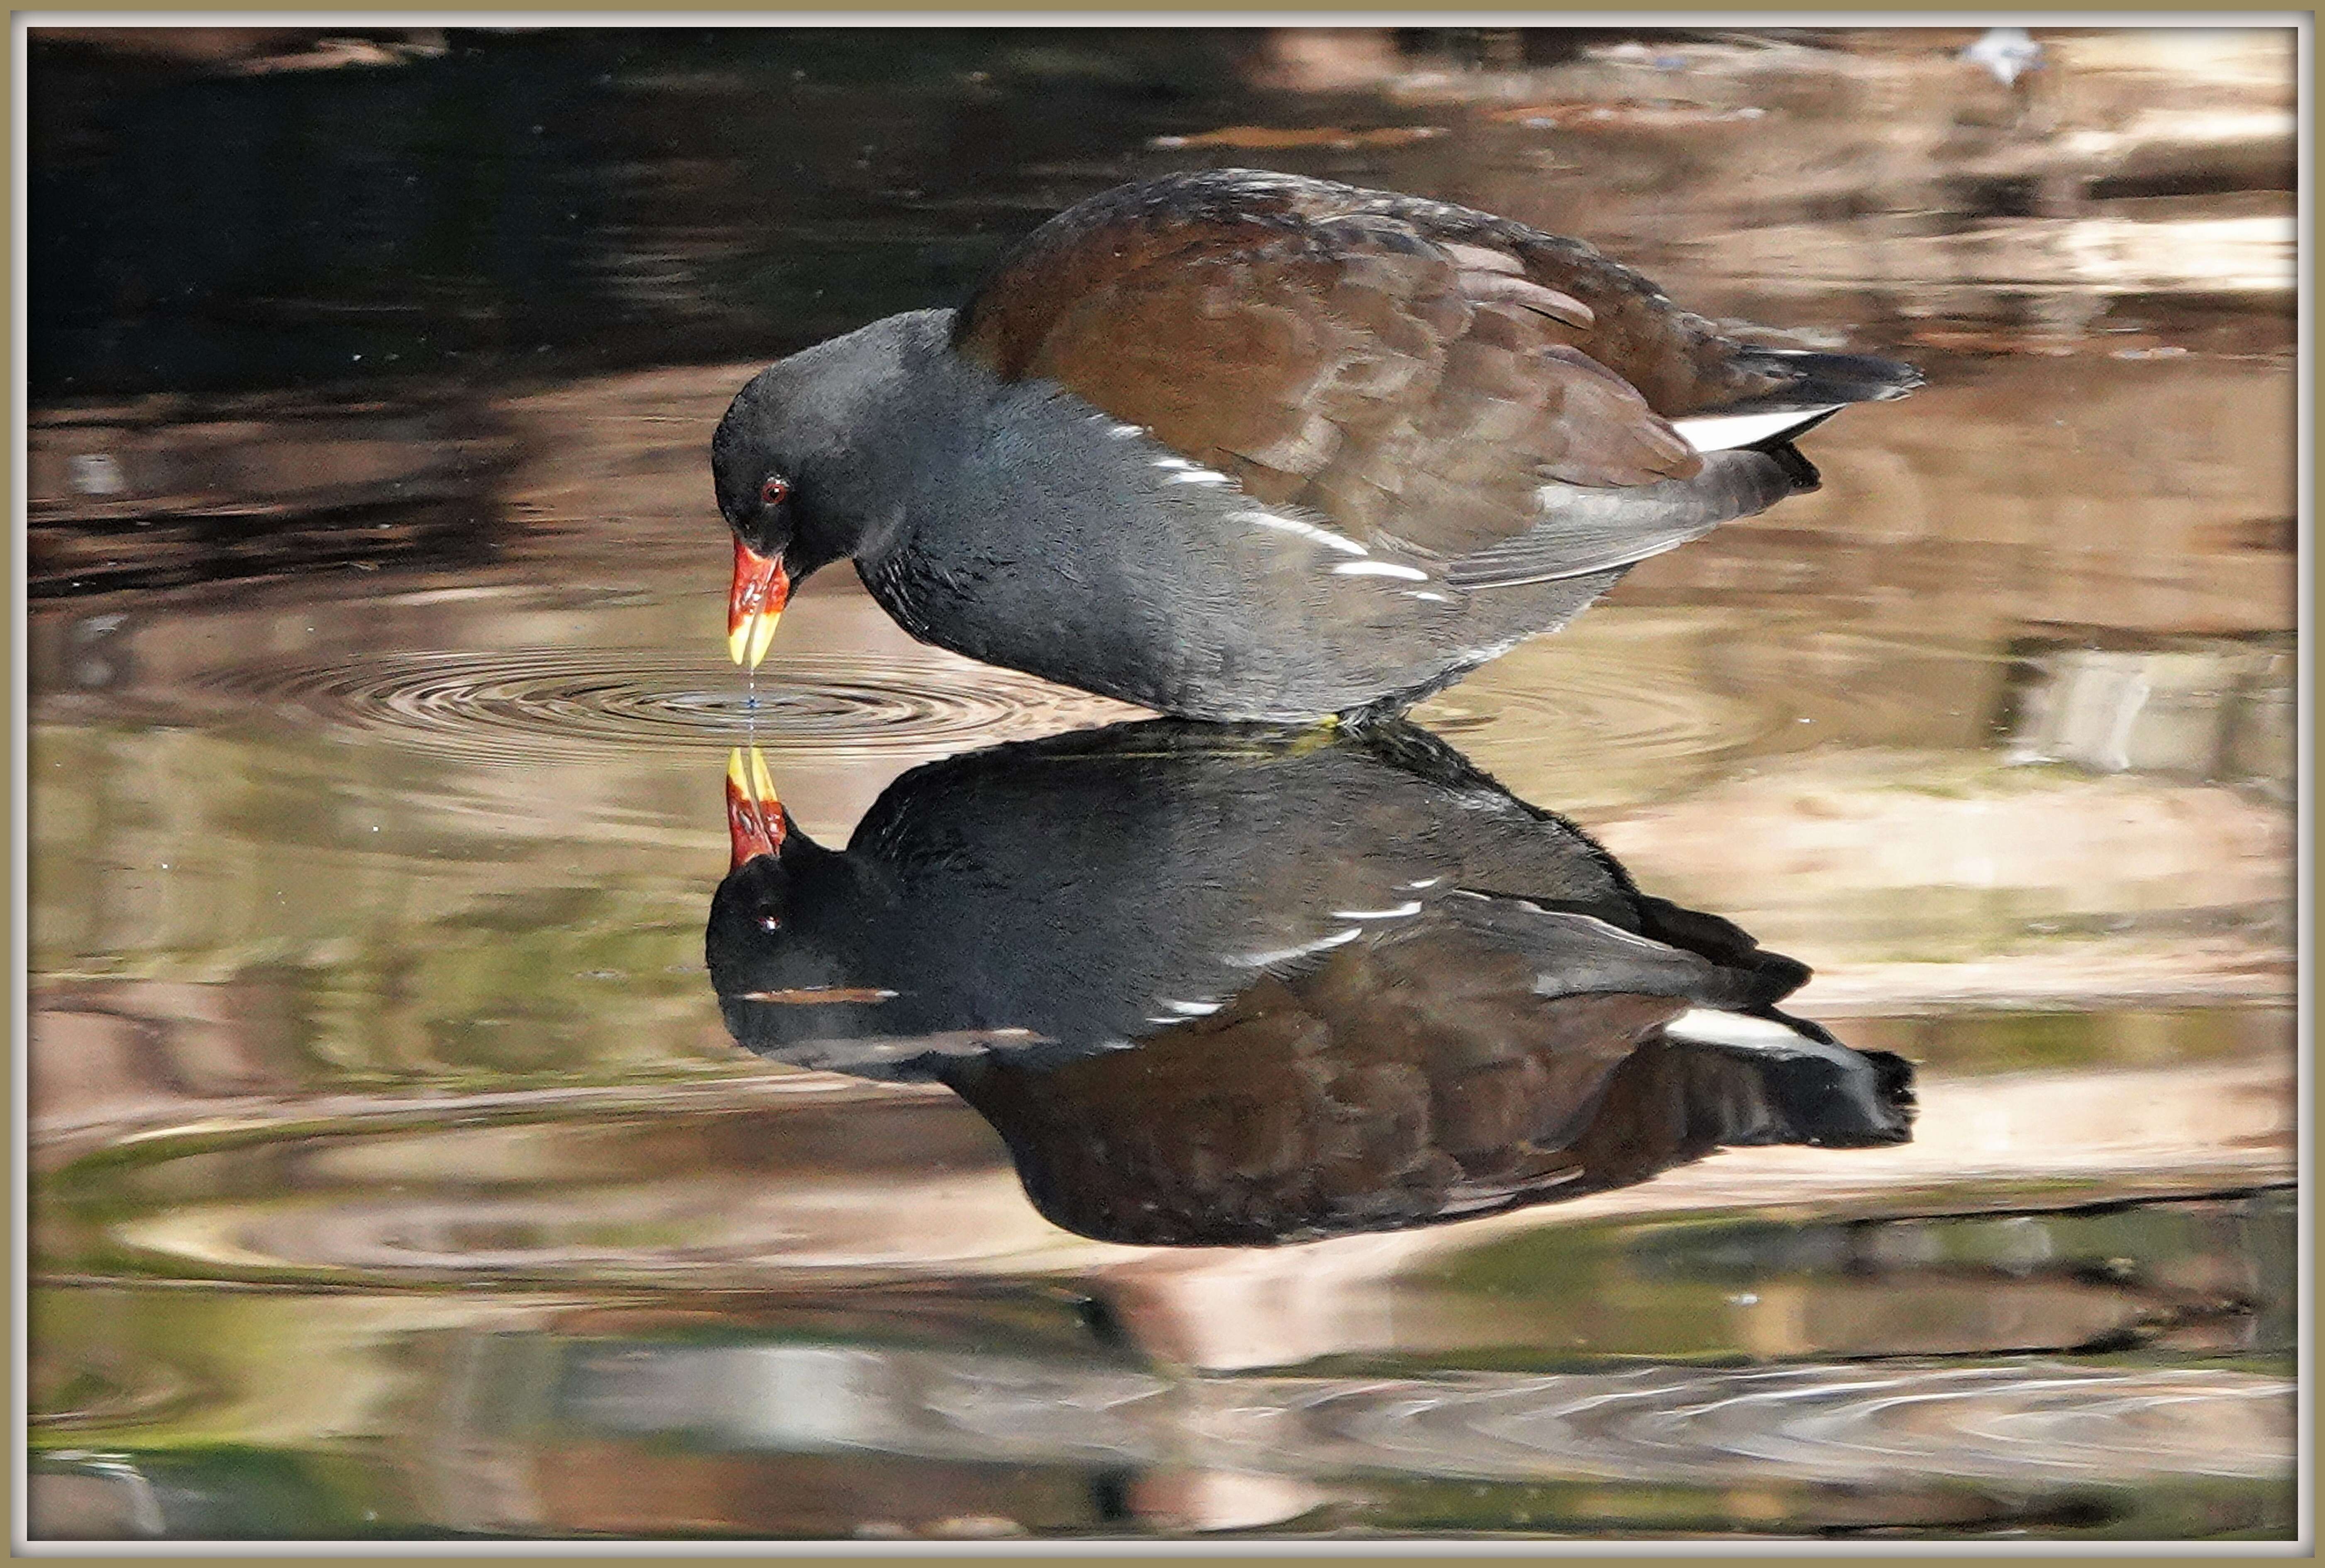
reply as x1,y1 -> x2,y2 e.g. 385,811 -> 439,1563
25,24 -> 2299,1544
186,642 -> 1139,761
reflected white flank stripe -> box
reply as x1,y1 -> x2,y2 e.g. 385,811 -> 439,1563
1228,927 -> 1364,968
1665,1007 -> 1861,1068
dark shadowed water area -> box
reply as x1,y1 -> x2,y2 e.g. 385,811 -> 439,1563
23,25 -> 2301,1542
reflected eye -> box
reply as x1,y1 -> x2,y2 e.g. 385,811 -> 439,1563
760,476 -> 790,508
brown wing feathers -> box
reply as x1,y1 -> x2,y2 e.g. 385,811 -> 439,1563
953,171 -> 1790,563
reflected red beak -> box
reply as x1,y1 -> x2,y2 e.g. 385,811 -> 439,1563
725,747 -> 786,870
728,538 -> 790,669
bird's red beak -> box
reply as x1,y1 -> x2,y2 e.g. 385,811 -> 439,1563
726,747 -> 786,870
728,539 -> 789,669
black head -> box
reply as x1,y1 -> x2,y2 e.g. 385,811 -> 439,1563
711,311 -> 954,588
712,371 -> 816,571
714,349 -> 884,669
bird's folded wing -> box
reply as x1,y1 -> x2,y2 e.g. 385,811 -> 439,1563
1438,446 -> 1805,589
952,169 -> 1804,562
1431,891 -> 1775,1008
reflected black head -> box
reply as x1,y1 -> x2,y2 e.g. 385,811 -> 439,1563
704,854 -> 796,987
704,832 -> 899,1055
1761,1045 -> 1917,1147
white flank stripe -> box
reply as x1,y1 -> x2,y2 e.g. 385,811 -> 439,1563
1407,589 -> 1453,603
1333,560 -> 1430,581
1227,508 -> 1369,556
1330,900 -> 1423,920
1673,405 -> 1843,452
1164,468 -> 1234,486
1162,999 -> 1222,1016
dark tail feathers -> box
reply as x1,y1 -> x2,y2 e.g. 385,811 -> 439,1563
1729,346 -> 1924,411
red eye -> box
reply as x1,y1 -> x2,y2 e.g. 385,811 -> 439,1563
760,476 -> 790,507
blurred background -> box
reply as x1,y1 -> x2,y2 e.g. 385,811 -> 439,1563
24,25 -> 2301,1541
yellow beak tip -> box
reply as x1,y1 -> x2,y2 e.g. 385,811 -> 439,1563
745,610 -> 782,670
728,611 -> 781,668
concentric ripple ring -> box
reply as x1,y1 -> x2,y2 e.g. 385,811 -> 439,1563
187,647 -> 1143,766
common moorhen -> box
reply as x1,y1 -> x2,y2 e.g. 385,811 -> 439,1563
708,719 -> 1914,1245
715,169 -> 1920,720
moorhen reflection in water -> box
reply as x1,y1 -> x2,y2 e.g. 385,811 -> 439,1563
707,720 -> 1913,1247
